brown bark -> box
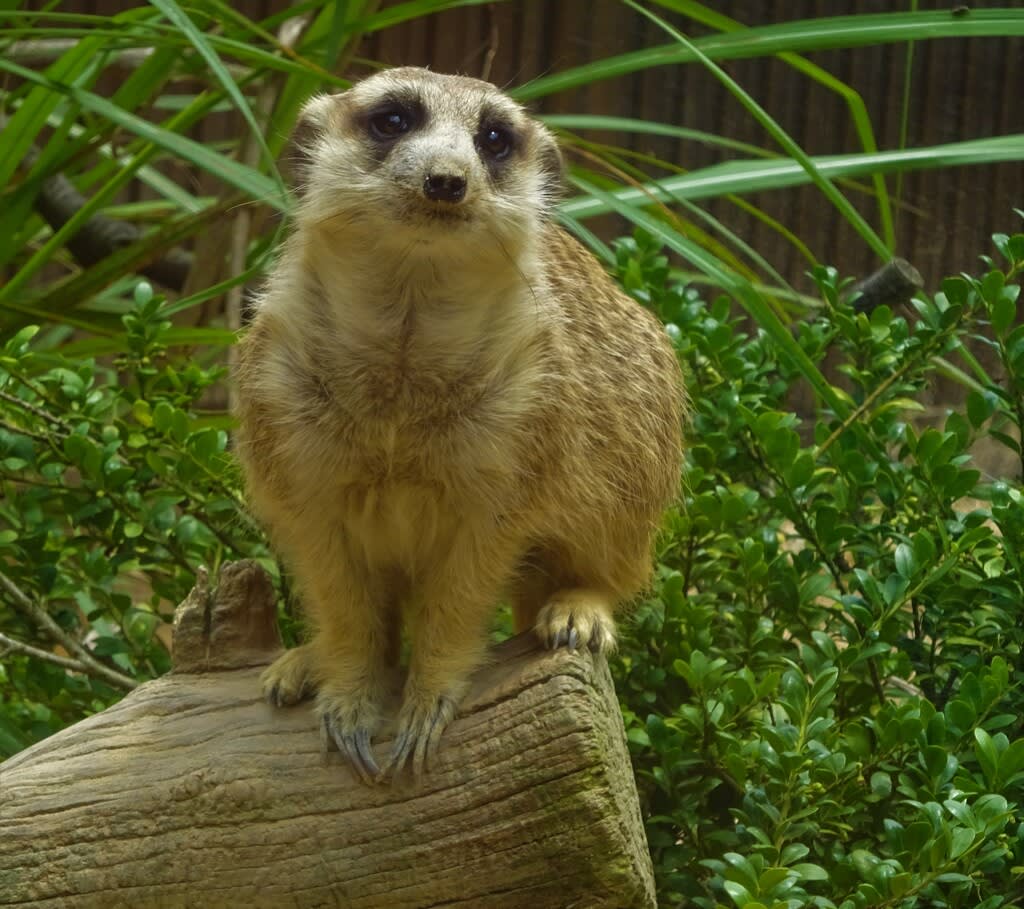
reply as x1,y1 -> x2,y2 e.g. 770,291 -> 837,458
0,562 -> 656,909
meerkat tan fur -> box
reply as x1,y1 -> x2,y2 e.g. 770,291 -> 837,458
234,67 -> 685,782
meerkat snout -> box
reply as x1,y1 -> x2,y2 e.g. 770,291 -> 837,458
423,173 -> 467,203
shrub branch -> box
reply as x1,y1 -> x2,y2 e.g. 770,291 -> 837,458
0,631 -> 95,675
0,569 -> 137,691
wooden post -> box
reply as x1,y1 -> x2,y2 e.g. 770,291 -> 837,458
846,258 -> 924,313
0,561 -> 656,908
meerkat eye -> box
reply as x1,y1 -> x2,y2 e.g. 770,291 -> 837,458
368,105 -> 413,140
477,124 -> 514,161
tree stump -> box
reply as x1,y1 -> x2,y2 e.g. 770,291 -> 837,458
0,561 -> 656,909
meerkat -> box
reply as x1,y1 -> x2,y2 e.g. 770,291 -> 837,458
234,67 -> 685,783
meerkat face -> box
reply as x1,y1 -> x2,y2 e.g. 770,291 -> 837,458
287,68 -> 563,250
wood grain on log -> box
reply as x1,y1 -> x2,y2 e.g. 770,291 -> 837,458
0,563 -> 656,909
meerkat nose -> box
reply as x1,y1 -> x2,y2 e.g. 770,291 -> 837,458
423,173 -> 467,204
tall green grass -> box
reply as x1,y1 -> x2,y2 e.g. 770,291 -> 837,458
1,1 -> 1022,398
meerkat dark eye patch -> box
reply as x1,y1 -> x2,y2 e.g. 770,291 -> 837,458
364,98 -> 423,142
475,116 -> 517,174
476,123 -> 514,160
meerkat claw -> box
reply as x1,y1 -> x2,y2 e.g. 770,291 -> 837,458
537,590 -> 617,656
352,727 -> 380,780
382,694 -> 457,781
323,715 -> 380,784
261,646 -> 314,707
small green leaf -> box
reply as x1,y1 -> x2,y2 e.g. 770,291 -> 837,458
152,402 -> 173,432
722,881 -> 755,907
757,867 -> 791,892
870,771 -> 892,797
791,862 -> 829,882
948,827 -> 976,860
975,728 -> 999,784
894,542 -> 915,578
722,852 -> 760,893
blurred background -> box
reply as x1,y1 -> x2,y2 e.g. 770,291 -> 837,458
6,0 -> 1020,301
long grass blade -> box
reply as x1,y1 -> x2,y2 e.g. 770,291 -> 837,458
0,37 -> 101,189
543,114 -> 777,159
514,9 -> 1024,101
561,135 -> 1024,218
0,58 -> 286,209
353,0 -> 498,33
622,0 -> 889,260
146,0 -> 286,201
5,196 -> 243,330
648,0 -> 896,251
570,174 -> 863,437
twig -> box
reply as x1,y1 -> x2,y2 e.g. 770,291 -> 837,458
5,40 -> 157,67
0,569 -> 137,691
885,675 -> 923,698
0,419 -> 51,444
480,5 -> 500,82
225,13 -> 311,409
4,117 -> 195,293
867,660 -> 887,707
4,40 -> 247,76
0,390 -> 71,432
817,323 -> 956,458
33,157 -> 194,292
0,631 -> 90,674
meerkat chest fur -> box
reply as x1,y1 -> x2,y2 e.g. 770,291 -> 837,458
246,233 -> 561,567
320,235 -> 550,415
305,232 -> 555,473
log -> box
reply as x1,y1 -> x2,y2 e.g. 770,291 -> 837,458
0,562 -> 656,909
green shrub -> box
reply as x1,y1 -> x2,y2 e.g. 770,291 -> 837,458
0,284 -> 270,754
613,223 -> 1024,907
2,222 -> 1023,909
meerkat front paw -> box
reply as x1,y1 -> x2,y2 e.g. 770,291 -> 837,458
317,683 -> 386,784
381,684 -> 460,781
536,588 -> 617,654
261,645 -> 316,707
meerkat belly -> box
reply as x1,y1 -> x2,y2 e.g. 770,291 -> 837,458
338,478 -> 454,570
290,404 -> 524,572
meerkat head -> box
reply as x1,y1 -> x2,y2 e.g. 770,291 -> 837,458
286,68 -> 564,252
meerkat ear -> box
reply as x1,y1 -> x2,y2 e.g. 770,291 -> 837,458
534,124 -> 567,205
282,94 -> 339,198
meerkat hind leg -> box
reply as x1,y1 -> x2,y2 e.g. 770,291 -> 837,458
307,566 -> 400,784
261,643 -> 317,707
316,657 -> 389,784
383,533 -> 522,780
510,546 -> 563,635
536,587 -> 617,654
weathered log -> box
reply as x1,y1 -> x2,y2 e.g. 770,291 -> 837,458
0,562 -> 656,909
